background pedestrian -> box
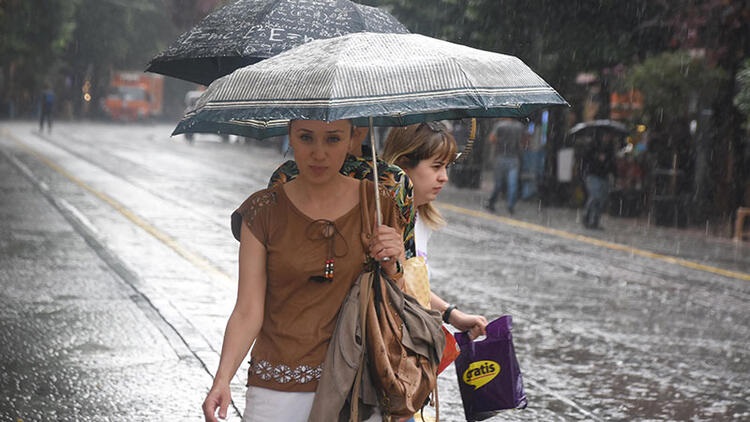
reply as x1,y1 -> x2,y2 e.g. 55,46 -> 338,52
39,86 -> 55,133
485,118 -> 525,214
582,132 -> 616,229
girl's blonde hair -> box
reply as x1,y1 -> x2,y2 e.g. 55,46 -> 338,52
382,122 -> 457,229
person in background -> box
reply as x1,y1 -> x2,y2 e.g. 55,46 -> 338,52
204,119 -> 405,422
582,132 -> 616,229
485,118 -> 525,215
39,86 -> 55,133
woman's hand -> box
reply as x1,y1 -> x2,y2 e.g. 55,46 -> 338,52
202,382 -> 232,422
368,224 -> 405,276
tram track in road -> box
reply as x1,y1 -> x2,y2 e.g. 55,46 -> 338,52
1,126 -> 248,418
9,129 -> 234,282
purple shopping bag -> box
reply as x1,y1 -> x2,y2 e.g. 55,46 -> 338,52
454,315 -> 527,421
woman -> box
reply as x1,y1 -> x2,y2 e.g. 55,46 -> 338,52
382,122 -> 487,338
203,119 -> 405,422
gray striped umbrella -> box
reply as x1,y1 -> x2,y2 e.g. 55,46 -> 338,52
173,32 -> 568,139
146,0 -> 408,86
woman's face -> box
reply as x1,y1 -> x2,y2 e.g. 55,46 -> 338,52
405,153 -> 450,206
289,119 -> 352,183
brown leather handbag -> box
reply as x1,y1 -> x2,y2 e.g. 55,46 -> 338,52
365,270 -> 445,419
357,184 -> 446,420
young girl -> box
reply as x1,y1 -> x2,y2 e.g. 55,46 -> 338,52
382,122 -> 487,344
203,119 -> 405,422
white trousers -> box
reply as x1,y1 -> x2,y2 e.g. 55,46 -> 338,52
242,386 -> 382,422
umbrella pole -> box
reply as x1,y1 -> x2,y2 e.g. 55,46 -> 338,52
368,116 -> 383,227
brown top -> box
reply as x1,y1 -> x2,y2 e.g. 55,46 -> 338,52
236,179 -> 403,392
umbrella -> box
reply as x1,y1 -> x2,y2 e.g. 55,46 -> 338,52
569,119 -> 629,136
173,32 -> 568,140
174,32 -> 568,223
146,0 -> 409,85
567,119 -> 630,150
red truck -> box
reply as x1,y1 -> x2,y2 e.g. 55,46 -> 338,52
102,71 -> 164,121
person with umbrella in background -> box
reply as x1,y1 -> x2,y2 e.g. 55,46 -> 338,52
203,118 -> 406,422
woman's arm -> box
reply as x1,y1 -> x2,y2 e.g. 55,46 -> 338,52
203,223 -> 267,422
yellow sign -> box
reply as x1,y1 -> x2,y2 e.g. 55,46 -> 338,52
462,360 -> 500,390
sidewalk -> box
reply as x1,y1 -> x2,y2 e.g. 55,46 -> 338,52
0,142 -> 210,421
437,170 -> 750,277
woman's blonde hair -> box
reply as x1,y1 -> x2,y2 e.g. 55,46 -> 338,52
382,122 -> 457,229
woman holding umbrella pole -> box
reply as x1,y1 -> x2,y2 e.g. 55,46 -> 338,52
203,119 -> 405,422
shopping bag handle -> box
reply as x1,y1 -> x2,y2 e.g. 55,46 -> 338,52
454,315 -> 513,348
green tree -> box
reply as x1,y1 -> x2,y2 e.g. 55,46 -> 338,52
736,59 -> 750,129
625,51 -> 727,130
0,0 -> 78,116
62,0 -> 178,118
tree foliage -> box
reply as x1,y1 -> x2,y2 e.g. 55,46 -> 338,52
736,59 -> 750,130
0,0 -> 78,113
0,0 -> 187,117
375,0 -> 670,93
625,51 -> 727,128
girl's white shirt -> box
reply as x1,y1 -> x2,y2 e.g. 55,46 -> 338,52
414,212 -> 433,267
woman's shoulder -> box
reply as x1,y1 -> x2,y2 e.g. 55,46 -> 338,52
231,186 -> 283,241
238,185 -> 283,213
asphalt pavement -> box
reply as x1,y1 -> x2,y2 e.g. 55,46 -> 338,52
1,120 -> 748,421
437,174 -> 750,278
0,128 -> 211,421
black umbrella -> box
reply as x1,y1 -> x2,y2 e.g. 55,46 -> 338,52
568,119 -> 629,136
146,0 -> 409,85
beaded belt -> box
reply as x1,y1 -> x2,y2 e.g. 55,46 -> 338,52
249,359 -> 323,384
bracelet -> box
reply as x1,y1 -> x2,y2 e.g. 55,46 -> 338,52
388,260 -> 404,281
442,304 -> 457,324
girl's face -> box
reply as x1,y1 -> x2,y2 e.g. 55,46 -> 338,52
405,153 -> 450,206
289,119 -> 352,183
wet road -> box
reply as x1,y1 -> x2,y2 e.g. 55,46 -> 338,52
1,121 -> 748,421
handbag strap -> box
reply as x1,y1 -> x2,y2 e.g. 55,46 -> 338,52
359,180 -> 374,251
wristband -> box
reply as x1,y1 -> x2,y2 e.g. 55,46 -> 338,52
388,260 -> 404,281
442,304 -> 457,324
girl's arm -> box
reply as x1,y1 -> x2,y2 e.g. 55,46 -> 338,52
430,292 -> 488,339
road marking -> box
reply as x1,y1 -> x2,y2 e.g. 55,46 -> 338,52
6,130 -> 233,283
437,202 -> 750,282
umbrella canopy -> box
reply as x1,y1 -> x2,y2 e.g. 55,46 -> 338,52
146,0 -> 409,85
173,32 -> 568,139
569,119 -> 629,136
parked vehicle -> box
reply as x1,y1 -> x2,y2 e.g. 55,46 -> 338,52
102,71 -> 164,121
182,89 -> 231,143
